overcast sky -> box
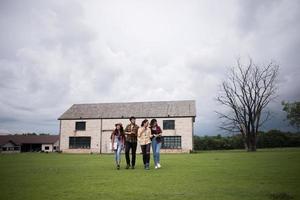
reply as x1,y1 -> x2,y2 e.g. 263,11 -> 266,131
0,0 -> 299,135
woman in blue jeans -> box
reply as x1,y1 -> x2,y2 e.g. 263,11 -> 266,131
150,119 -> 162,169
111,123 -> 125,170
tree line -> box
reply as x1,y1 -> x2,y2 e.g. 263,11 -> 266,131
193,130 -> 300,151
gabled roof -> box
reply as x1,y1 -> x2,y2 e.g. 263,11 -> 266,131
2,140 -> 19,146
58,100 -> 196,120
0,135 -> 59,146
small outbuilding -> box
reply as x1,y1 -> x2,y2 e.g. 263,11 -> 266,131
0,135 -> 59,153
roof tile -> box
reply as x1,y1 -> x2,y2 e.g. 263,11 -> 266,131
58,100 -> 196,119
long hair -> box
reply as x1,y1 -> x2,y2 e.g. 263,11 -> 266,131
111,124 -> 125,139
150,119 -> 157,127
141,119 -> 148,127
114,125 -> 124,135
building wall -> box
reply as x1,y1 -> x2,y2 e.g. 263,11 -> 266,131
41,142 -> 59,152
60,119 -> 101,153
53,140 -> 59,151
60,117 -> 194,153
42,144 -> 54,152
0,142 -> 21,153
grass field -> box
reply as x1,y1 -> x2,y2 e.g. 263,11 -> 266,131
0,148 -> 300,200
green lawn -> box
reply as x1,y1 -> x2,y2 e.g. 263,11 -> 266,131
1,148 -> 300,200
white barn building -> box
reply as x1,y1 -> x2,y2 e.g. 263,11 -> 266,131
58,100 -> 196,153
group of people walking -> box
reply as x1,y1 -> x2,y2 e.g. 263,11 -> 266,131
110,116 -> 162,170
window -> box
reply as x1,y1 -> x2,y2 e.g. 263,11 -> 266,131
45,146 -> 50,150
69,137 -> 91,149
53,146 -> 57,150
161,136 -> 181,149
14,147 -> 20,151
75,121 -> 86,131
163,120 -> 175,130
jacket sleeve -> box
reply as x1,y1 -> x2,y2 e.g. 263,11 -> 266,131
148,129 -> 152,138
124,125 -> 130,134
122,134 -> 125,144
111,132 -> 115,144
157,126 -> 162,135
137,128 -> 141,138
137,128 -> 142,138
133,125 -> 139,135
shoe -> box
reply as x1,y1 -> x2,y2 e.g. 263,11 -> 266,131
131,166 -> 135,169
157,163 -> 161,168
117,165 -> 120,170
126,165 -> 130,169
155,165 -> 158,169
145,163 -> 150,170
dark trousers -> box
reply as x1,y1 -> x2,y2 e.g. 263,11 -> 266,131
141,143 -> 151,165
125,141 -> 137,166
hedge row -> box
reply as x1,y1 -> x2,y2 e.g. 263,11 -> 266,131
193,130 -> 300,150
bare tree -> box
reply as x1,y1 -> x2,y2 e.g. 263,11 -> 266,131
216,58 -> 279,151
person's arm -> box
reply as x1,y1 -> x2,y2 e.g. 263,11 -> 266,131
122,134 -> 125,146
124,125 -> 132,135
131,125 -> 138,136
148,129 -> 152,139
150,128 -> 154,138
157,126 -> 162,136
138,127 -> 145,138
111,132 -> 115,151
137,128 -> 141,138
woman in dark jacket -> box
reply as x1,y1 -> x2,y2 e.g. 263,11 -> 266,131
111,123 -> 125,170
150,119 -> 162,169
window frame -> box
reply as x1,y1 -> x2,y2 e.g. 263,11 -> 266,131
163,120 -> 175,130
69,137 -> 91,149
161,136 -> 182,149
75,121 -> 86,131
14,147 -> 20,151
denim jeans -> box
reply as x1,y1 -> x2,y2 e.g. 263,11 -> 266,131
152,139 -> 161,165
114,140 -> 123,165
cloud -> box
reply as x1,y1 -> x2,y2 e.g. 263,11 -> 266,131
0,0 -> 299,134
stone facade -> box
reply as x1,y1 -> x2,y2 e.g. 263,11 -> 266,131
59,117 -> 194,153
60,119 -> 101,153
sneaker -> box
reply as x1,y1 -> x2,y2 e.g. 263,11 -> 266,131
145,163 -> 150,170
126,165 -> 130,169
155,165 -> 158,169
131,166 -> 135,169
157,163 -> 161,168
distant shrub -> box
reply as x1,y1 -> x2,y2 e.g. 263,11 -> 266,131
194,130 -> 300,150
